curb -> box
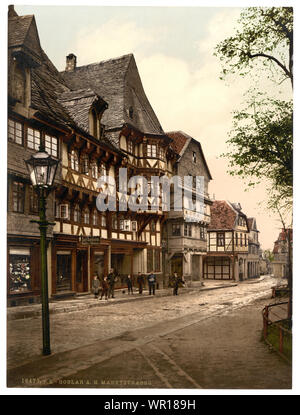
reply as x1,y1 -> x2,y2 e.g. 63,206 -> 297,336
7,283 -> 238,321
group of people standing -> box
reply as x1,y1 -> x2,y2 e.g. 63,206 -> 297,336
92,269 -> 160,299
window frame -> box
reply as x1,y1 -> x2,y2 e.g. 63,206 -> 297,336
27,127 -> 41,151
8,119 -> 23,145
217,232 -> 225,247
12,181 -> 25,213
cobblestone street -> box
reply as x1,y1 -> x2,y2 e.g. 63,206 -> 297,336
7,276 -> 292,389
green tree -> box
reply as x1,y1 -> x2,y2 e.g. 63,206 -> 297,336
215,7 -> 293,87
215,7 -> 293,209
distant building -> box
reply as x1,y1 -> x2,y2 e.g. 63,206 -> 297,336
205,201 -> 250,281
271,228 -> 293,279
247,218 -> 260,278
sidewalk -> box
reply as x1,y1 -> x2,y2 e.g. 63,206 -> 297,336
7,279 -> 240,321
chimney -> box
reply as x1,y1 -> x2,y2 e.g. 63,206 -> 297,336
8,5 -> 18,17
65,53 -> 77,71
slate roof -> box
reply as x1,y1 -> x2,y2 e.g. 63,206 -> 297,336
61,54 -> 164,136
8,12 -> 122,155
57,88 -> 107,134
208,200 -> 248,230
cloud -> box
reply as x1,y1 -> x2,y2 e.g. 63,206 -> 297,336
73,18 -> 164,65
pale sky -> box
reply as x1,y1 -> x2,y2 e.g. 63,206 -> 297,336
9,2 -> 295,249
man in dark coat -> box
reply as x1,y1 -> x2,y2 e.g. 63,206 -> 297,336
126,274 -> 134,294
137,272 -> 144,295
173,272 -> 185,296
107,268 -> 117,299
147,271 -> 156,295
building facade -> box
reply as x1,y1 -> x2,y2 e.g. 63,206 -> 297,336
271,228 -> 292,279
7,6 -> 179,304
247,217 -> 260,278
204,201 -> 250,281
162,131 -> 212,285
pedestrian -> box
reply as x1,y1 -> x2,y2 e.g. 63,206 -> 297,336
173,272 -> 185,296
107,268 -> 117,299
137,272 -> 144,294
100,276 -> 109,300
92,274 -> 100,299
126,274 -> 134,294
147,271 -> 156,295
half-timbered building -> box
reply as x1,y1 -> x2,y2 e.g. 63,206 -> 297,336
60,53 -> 177,290
7,5 -> 179,305
204,201 -> 250,281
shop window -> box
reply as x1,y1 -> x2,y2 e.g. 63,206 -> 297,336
155,250 -> 161,272
12,181 -> 25,213
9,248 -> 32,293
45,134 -> 58,157
217,232 -> 225,247
29,185 -> 39,215
70,150 -> 79,171
8,119 -> 23,145
27,127 -> 41,150
147,249 -> 154,273
172,224 -> 181,236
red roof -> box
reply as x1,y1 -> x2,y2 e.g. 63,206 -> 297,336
167,131 -> 189,155
208,201 -> 237,230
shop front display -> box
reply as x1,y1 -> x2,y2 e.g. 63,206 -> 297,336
8,248 -> 32,294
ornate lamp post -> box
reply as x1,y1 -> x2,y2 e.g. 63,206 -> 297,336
25,143 -> 59,355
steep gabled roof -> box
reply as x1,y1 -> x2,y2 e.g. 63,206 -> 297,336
208,200 -> 248,230
58,88 -> 107,134
8,14 -> 42,66
166,130 -> 212,180
61,54 -> 164,136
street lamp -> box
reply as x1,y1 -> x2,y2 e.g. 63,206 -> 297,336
25,142 -> 59,355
